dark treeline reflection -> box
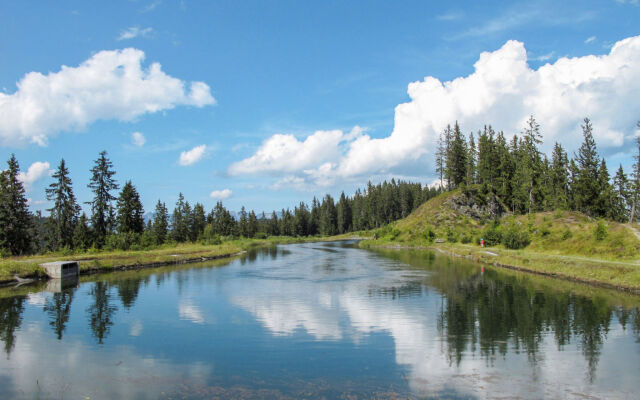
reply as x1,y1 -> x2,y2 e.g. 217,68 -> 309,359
0,296 -> 26,356
373,248 -> 640,382
44,290 -> 75,340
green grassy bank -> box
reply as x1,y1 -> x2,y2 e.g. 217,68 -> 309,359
0,236 -> 307,283
360,189 -> 640,292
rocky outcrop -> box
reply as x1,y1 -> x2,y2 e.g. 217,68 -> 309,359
444,189 -> 507,220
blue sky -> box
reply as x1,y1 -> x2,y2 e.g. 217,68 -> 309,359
1,0 -> 639,215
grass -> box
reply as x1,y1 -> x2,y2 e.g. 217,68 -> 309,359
362,189 -> 640,291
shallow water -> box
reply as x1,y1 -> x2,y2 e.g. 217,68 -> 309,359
1,241 -> 639,399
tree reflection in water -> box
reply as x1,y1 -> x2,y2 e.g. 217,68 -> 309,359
43,289 -> 75,340
86,281 -> 117,344
0,296 -> 26,356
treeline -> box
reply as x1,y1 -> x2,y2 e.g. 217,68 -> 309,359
436,117 -> 640,222
0,150 -> 438,255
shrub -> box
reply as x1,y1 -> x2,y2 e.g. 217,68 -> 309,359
561,229 -> 572,240
593,220 -> 608,241
423,226 -> 436,243
446,228 -> 458,243
502,224 -> 531,249
255,232 -> 268,239
482,221 -> 502,247
460,233 -> 473,244
390,229 -> 401,241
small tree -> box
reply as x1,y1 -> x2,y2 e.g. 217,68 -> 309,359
0,155 -> 33,255
87,151 -> 118,247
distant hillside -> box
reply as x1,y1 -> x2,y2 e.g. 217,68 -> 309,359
373,186 -> 640,261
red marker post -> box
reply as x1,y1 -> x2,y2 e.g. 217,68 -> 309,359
480,238 -> 485,248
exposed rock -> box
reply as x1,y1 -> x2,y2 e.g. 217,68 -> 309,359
444,189 -> 507,220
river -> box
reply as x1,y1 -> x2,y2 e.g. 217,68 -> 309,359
1,241 -> 639,399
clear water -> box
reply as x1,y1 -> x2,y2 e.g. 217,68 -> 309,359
1,241 -> 639,399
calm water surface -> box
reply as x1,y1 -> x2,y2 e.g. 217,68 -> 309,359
1,241 -> 639,399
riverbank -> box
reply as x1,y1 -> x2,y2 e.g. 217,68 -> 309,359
0,236 -> 307,286
359,240 -> 640,294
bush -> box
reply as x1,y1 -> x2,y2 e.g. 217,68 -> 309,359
389,228 -> 401,241
423,226 -> 436,243
446,228 -> 458,243
482,221 -> 502,247
105,232 -> 140,251
593,220 -> 608,241
502,224 -> 531,249
460,233 -> 473,244
561,229 -> 572,240
255,232 -> 268,239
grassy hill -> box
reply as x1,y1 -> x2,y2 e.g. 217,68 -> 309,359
363,187 -> 640,290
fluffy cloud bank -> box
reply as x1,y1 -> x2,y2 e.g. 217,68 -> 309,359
230,35 -> 640,189
0,48 -> 215,147
178,144 -> 207,166
131,131 -> 146,147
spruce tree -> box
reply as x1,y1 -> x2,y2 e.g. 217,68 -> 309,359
0,155 -> 33,255
247,210 -> 259,238
171,193 -> 188,242
73,213 -> 92,251
550,142 -> 569,210
269,211 -> 280,236
573,118 -> 601,216
46,159 -> 80,250
446,122 -> 468,189
191,203 -> 206,241
466,132 -> 477,185
152,200 -> 169,245
116,181 -> 144,234
612,165 -> 630,222
87,151 -> 118,247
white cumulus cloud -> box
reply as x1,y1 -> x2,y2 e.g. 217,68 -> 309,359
230,35 -> 640,189
17,161 -> 52,189
179,144 -> 207,166
0,48 -> 215,147
209,189 -> 232,200
131,131 -> 146,147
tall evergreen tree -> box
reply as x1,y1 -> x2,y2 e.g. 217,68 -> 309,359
171,193 -> 188,242
337,192 -> 352,234
466,132 -> 477,185
116,181 -> 144,234
152,200 -> 169,245
247,210 -> 259,238
190,203 -> 206,241
0,155 -> 33,255
573,118 -> 601,216
46,159 -> 80,250
87,151 -> 118,247
612,165 -> 630,222
550,142 -> 570,210
446,122 -> 468,188
73,213 -> 92,251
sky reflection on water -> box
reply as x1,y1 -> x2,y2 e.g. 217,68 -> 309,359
0,241 -> 639,399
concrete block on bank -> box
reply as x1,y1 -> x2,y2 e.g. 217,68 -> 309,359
39,261 -> 79,279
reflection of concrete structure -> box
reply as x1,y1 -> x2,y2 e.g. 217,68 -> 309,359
44,276 -> 79,292
39,261 -> 79,279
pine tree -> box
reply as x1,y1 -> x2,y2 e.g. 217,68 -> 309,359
518,116 -> 544,213
171,193 -> 188,242
550,142 -> 569,210
612,165 -> 630,222
73,213 -> 92,251
573,118 -> 601,216
116,181 -> 144,234
466,132 -> 477,185
269,211 -> 280,236
320,194 -> 337,235
595,159 -> 612,218
336,192 -> 352,234
0,155 -> 33,255
191,203 -> 206,241
46,159 -> 80,250
247,210 -> 259,238
87,151 -> 118,247
152,200 -> 169,245
239,206 -> 248,237
446,122 -> 468,189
